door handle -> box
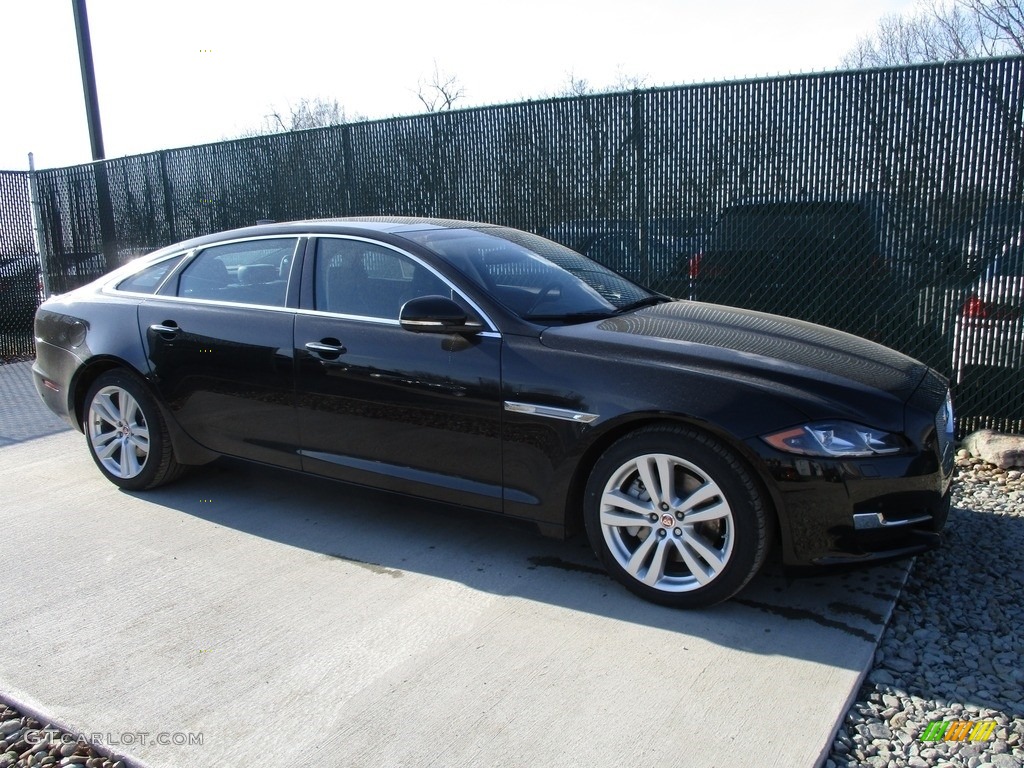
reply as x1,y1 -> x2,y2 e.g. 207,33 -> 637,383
149,322 -> 179,337
305,340 -> 346,357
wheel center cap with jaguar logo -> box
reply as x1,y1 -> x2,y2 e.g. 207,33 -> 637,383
661,513 -> 674,527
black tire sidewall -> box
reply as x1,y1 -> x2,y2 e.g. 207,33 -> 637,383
583,427 -> 767,608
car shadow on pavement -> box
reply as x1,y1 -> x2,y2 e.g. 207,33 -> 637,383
123,456 -> 912,670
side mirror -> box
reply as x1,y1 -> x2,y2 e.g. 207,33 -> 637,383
399,295 -> 482,334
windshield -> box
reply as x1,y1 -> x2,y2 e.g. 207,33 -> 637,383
399,226 -> 660,321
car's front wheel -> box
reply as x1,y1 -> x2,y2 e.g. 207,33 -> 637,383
83,370 -> 183,490
584,426 -> 769,608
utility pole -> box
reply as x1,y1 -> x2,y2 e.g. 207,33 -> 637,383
72,0 -> 117,274
72,0 -> 105,161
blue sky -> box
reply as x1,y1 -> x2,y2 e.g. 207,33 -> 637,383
0,0 -> 916,170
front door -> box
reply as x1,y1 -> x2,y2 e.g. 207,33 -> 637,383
294,236 -> 503,510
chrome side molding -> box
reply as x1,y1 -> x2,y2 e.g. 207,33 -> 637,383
504,401 -> 598,424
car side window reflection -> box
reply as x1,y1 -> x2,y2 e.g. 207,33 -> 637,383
177,238 -> 297,307
315,238 -> 451,319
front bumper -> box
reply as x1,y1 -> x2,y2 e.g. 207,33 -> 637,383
747,441 -> 954,566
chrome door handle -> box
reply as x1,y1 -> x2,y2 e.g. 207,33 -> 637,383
149,323 -> 179,336
305,341 -> 346,355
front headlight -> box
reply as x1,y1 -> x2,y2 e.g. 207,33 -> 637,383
762,421 -> 906,457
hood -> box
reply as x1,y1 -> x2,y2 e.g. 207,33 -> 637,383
542,301 -> 930,413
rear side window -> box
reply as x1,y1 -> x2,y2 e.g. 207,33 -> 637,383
176,238 -> 298,307
115,254 -> 187,294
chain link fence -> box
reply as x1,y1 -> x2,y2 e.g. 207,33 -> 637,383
4,57 -> 1024,433
0,171 -> 39,362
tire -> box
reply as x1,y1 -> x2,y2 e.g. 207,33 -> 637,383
583,425 -> 769,608
83,370 -> 184,490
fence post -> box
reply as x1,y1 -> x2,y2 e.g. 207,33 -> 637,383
342,124 -> 355,215
159,150 -> 177,243
94,161 -> 118,272
632,90 -> 650,286
27,153 -> 51,299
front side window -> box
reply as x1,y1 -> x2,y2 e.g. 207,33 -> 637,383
315,238 -> 452,320
176,238 -> 297,307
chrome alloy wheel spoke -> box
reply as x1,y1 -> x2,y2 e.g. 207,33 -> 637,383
89,386 -> 150,479
600,452 -> 734,593
91,392 -> 121,428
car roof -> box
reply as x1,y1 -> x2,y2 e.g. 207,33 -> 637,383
97,217 -> 505,276
173,216 -> 500,250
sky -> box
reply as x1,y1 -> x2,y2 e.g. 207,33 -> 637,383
0,0 -> 918,171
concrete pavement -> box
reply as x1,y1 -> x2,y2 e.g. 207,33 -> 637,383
0,361 -> 908,767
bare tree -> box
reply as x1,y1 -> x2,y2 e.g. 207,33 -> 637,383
609,68 -> 649,91
237,97 -> 355,137
551,68 -> 649,98
558,71 -> 593,97
415,63 -> 466,112
842,0 -> 1024,67
962,0 -> 1024,52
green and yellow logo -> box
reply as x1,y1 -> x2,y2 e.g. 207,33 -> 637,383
920,720 -> 997,742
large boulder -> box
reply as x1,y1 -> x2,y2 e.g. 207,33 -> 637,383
961,430 -> 1024,470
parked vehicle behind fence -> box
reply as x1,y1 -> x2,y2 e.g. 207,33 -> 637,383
543,218 -> 705,295
690,199 -> 934,355
953,237 -> 1024,383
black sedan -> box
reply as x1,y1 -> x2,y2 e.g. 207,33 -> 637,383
32,218 -> 955,607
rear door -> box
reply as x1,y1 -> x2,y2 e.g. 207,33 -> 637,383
137,236 -> 302,468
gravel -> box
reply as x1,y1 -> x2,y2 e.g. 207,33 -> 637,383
0,704 -> 125,768
0,452 -> 1020,768
826,451 -> 1024,768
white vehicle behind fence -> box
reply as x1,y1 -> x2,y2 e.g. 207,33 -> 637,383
952,237 -> 1024,383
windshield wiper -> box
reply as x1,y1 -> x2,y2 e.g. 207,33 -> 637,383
615,296 -> 671,313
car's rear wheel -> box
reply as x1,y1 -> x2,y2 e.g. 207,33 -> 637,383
584,425 -> 769,608
84,371 -> 183,490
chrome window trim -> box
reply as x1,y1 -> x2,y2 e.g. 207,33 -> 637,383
106,234 -> 303,301
504,401 -> 599,424
156,248 -> 195,294
293,307 -> 501,338
101,233 -> 501,335
310,234 -> 500,333
133,294 -> 300,314
182,233 -> 305,251
296,307 -> 400,326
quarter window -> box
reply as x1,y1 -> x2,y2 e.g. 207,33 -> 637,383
315,238 -> 451,319
176,238 -> 297,307
115,254 -> 187,294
